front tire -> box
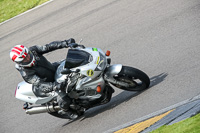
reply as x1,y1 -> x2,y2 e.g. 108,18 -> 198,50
111,66 -> 150,91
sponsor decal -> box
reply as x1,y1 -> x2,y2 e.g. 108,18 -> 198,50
87,69 -> 94,76
92,48 -> 98,51
96,56 -> 100,64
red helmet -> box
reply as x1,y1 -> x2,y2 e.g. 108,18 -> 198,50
10,45 -> 35,67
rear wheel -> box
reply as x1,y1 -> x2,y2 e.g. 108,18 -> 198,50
111,66 -> 150,91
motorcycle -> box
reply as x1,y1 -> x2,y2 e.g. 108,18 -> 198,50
14,43 -> 150,119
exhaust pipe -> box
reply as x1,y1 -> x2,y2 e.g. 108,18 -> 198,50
26,105 -> 61,115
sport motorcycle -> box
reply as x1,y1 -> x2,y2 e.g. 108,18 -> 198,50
15,43 -> 150,119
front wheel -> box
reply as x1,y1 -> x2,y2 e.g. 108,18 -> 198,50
111,66 -> 150,91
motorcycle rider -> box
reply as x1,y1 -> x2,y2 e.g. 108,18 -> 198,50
10,38 -> 78,120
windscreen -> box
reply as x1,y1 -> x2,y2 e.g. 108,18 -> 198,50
65,49 -> 91,69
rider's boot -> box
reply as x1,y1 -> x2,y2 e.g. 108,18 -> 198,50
58,109 -> 79,120
57,91 -> 78,120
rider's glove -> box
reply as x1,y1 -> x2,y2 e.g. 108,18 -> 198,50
68,43 -> 79,48
61,38 -> 76,48
67,38 -> 76,44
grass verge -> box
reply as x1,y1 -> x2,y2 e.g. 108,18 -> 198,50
0,0 -> 49,23
151,113 -> 200,133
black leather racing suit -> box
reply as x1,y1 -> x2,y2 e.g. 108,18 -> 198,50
15,40 -> 73,109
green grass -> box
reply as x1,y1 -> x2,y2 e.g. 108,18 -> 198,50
0,0 -> 49,23
151,113 -> 200,133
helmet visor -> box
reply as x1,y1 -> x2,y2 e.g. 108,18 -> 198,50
18,51 -> 34,66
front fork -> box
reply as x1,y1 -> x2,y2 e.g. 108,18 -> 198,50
104,64 -> 129,87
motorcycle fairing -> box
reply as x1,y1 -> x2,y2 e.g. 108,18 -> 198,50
55,47 -> 107,82
55,47 -> 108,100
15,81 -> 57,104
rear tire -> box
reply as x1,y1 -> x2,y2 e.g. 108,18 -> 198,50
111,66 -> 150,91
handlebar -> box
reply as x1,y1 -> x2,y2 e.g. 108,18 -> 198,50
61,68 -> 80,75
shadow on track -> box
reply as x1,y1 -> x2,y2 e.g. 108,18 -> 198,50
149,73 -> 168,88
62,73 -> 168,126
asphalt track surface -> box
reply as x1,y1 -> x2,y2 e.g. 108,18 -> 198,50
1,0 -> 200,133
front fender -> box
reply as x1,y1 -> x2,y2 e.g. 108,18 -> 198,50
104,64 -> 122,79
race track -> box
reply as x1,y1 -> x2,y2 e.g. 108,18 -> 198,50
1,0 -> 200,133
